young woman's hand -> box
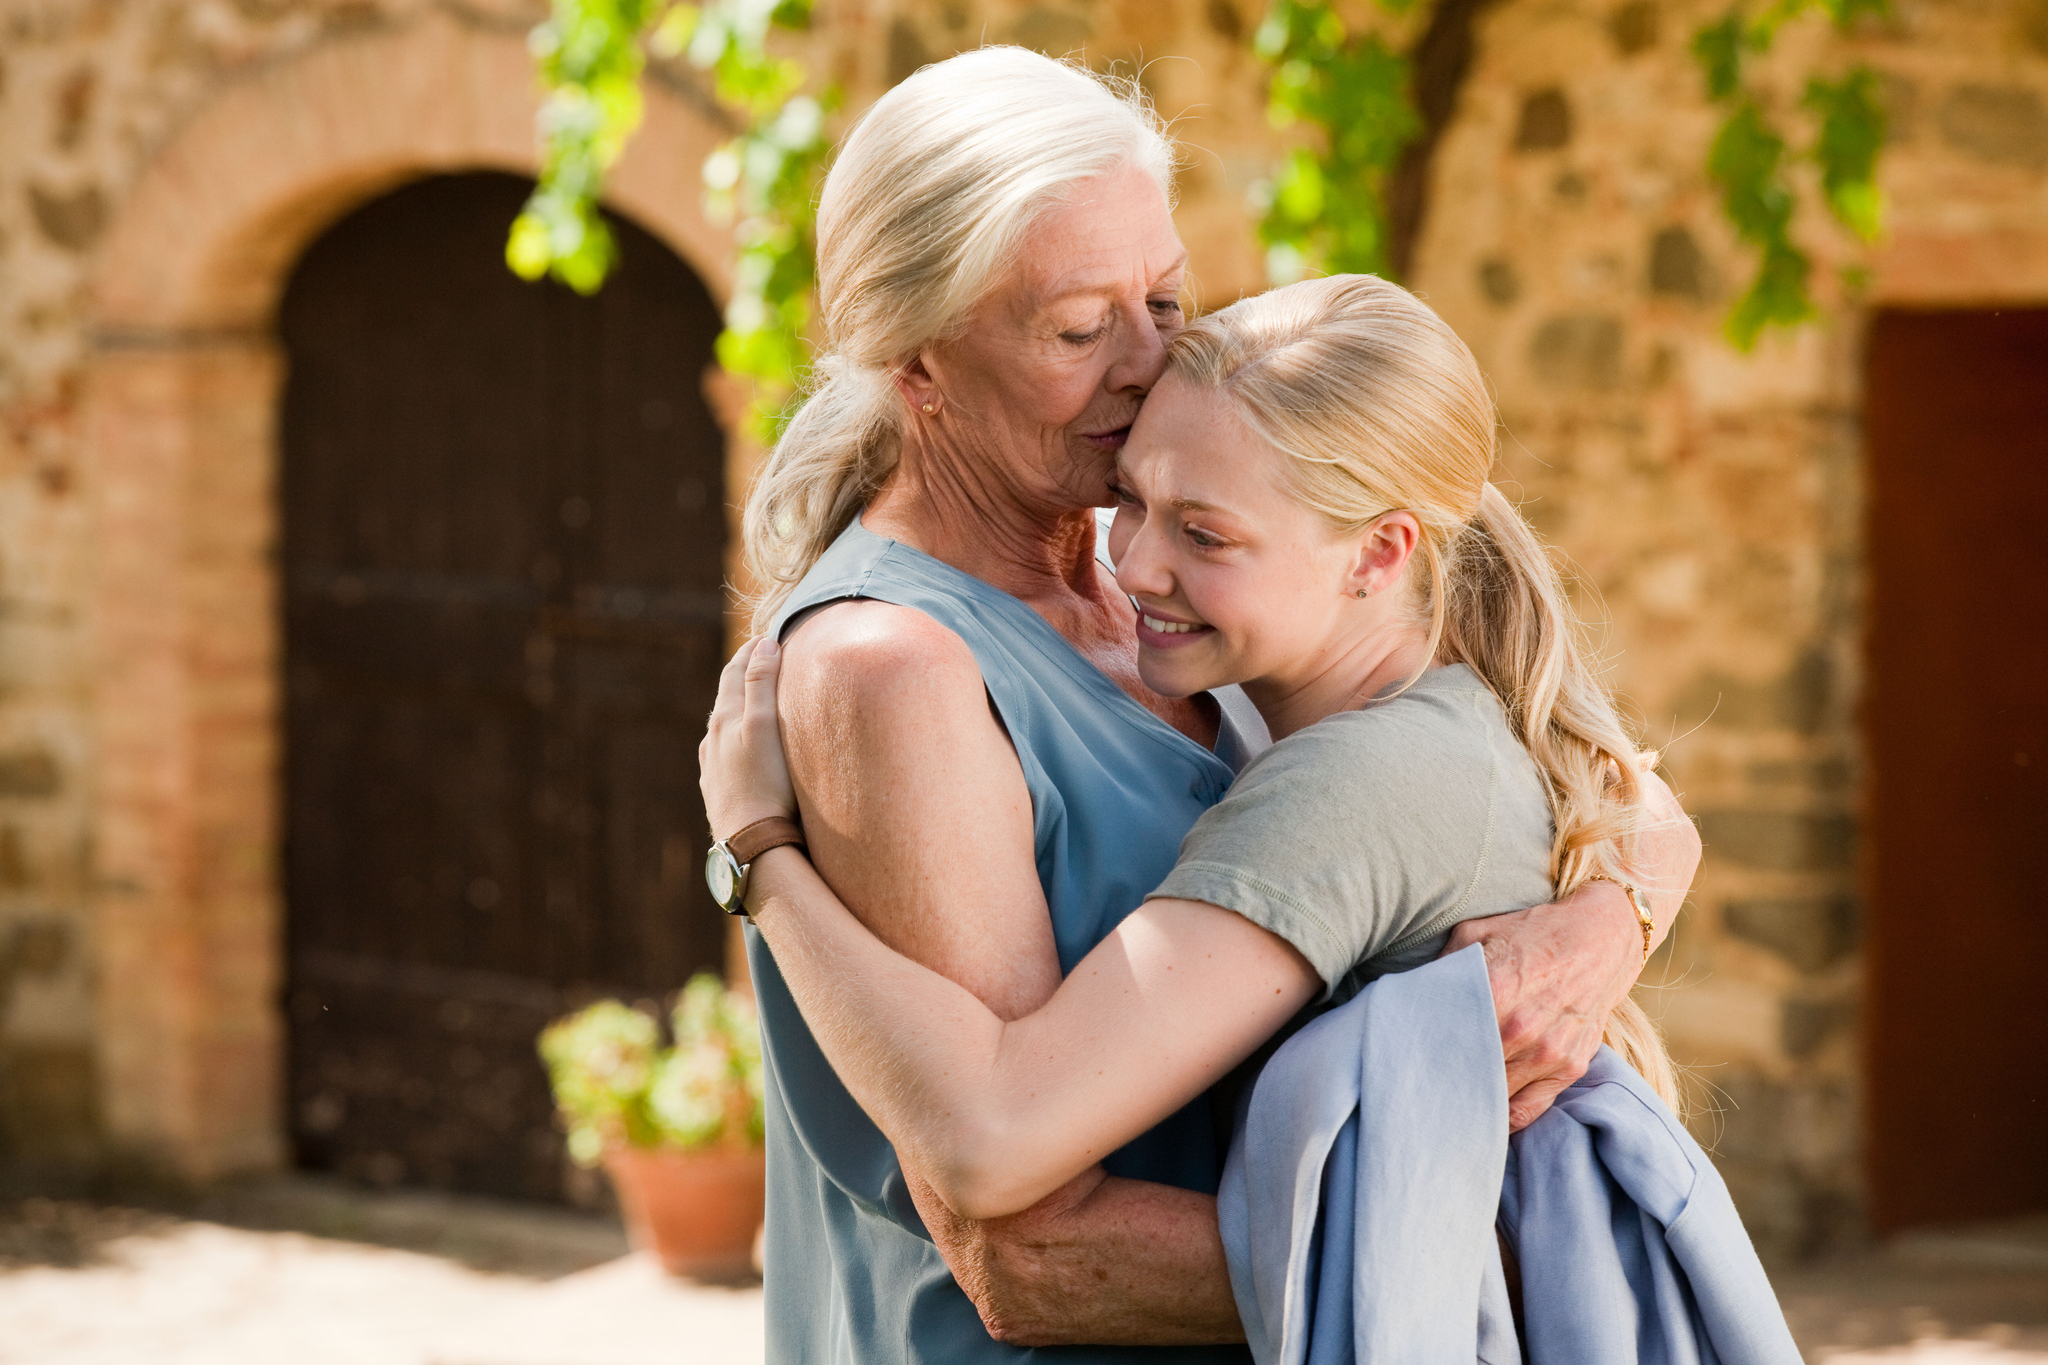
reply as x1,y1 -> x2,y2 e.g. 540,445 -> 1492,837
699,637 -> 798,839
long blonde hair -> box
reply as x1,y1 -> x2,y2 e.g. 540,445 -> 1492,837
1165,275 -> 1679,1110
742,47 -> 1176,631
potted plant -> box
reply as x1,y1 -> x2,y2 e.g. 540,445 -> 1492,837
539,974 -> 766,1278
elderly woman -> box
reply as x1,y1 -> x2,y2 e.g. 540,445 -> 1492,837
721,47 -> 1700,1362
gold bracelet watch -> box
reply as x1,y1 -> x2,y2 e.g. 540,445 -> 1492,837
1589,875 -> 1657,962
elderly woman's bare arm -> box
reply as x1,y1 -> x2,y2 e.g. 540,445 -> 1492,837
761,604 -> 1249,1342
910,1168 -> 1244,1346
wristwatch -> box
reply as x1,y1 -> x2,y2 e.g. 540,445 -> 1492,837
1589,874 -> 1657,962
705,815 -> 806,916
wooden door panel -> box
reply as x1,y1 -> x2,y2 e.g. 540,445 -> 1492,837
285,690 -> 541,967
1864,307 -> 2048,1232
281,173 -> 728,1200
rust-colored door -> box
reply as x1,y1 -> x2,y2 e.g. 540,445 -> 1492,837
280,173 -> 729,1200
1864,308 -> 2048,1232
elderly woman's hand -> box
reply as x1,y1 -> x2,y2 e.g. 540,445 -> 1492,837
700,637 -> 799,840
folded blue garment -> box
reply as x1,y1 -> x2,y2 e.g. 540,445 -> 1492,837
1218,946 -> 1803,1365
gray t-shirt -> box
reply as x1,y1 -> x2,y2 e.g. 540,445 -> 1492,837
1148,663 -> 1558,1001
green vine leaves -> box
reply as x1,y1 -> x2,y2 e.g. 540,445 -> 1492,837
675,0 -> 837,439
1253,0 -> 1421,284
1693,0 -> 1889,349
508,0 -> 831,438
1252,0 -> 1890,351
509,0 -> 1895,429
508,0 -> 665,295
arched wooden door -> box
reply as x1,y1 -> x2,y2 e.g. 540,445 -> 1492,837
279,173 -> 730,1200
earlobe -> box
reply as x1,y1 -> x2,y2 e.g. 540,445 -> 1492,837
1351,511 -> 1423,598
894,355 -> 943,417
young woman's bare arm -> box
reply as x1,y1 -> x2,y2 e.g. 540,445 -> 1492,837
707,634 -> 1319,1219
747,844 -> 1318,1219
705,637 -> 1701,1208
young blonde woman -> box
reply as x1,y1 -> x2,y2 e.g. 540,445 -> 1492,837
704,270 -> 1684,1203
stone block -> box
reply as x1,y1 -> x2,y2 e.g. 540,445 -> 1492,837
1743,756 -> 1853,795
1877,70 -> 1918,144
1205,0 -> 1246,41
886,17 -> 932,86
1724,895 -> 1858,972
1668,645 -> 1832,734
2,915 -> 71,979
54,66 -> 94,151
1515,88 -> 1573,151
1711,1071 -> 1860,1181
1529,314 -> 1622,390
0,828 -> 26,889
1936,85 -> 2048,171
0,1041 -> 99,1162
1713,1162 -> 1809,1262
1781,996 -> 1856,1060
1699,810 -> 1856,872
0,748 -> 59,797
1657,976 -> 1784,1069
1610,1 -> 1658,55
1478,257 -> 1520,305
1648,224 -> 1707,299
26,182 -> 106,251
1012,8 -> 1092,57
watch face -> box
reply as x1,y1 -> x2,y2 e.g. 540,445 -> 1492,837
705,845 -> 738,910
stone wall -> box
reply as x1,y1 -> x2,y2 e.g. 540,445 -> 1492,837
1412,0 -> 2048,1256
1,0 -> 2043,1249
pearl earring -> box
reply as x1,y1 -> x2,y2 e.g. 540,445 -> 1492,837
1355,587 -> 1371,598
920,402 -> 936,415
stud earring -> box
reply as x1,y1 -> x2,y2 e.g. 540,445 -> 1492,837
1355,587 -> 1372,598
920,402 -> 937,415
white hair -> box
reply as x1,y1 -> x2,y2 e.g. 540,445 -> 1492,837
742,46 -> 1177,629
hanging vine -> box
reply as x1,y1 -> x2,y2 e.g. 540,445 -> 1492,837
507,0 -> 833,436
1693,0 -> 1888,348
512,0 -> 1896,418
1253,0 -> 1422,283
1253,0 -> 1890,349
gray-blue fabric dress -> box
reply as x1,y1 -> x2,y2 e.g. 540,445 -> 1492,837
750,516 -> 1258,1364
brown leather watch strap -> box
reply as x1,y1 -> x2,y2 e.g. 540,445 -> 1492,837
727,815 -> 805,867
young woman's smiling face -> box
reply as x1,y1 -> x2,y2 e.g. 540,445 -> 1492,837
1108,375 -> 1380,703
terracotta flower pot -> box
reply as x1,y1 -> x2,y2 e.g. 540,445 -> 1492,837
602,1143 -> 767,1279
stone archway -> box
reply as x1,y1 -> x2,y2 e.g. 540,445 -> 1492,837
84,10 -> 734,1181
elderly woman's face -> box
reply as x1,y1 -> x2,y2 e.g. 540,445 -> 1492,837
923,163 -> 1188,506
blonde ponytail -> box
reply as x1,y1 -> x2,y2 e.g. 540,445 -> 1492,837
742,48 -> 1176,629
1446,486 -> 1675,1107
742,358 -> 898,623
1165,275 -> 1682,1115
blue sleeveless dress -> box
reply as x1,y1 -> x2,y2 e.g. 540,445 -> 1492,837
749,516 -> 1257,1364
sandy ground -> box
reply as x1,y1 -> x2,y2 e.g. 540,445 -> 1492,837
2,1180 -> 2044,1364
0,1183 -> 761,1365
